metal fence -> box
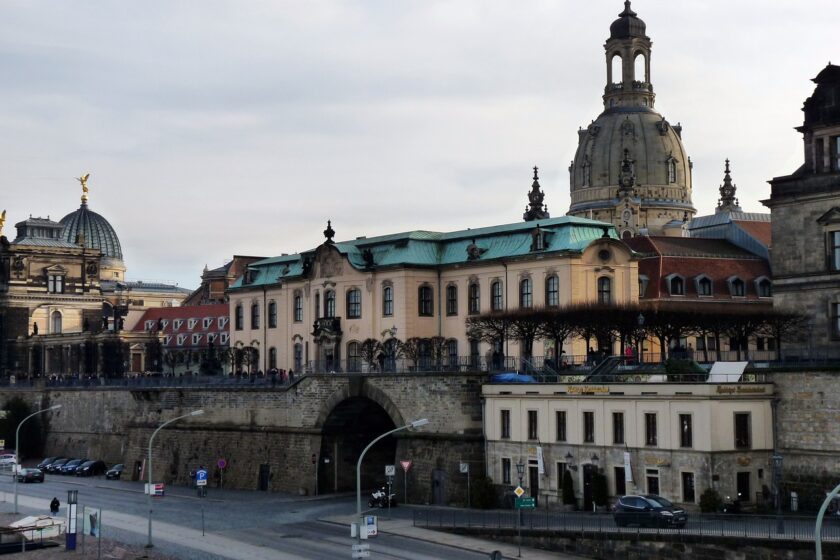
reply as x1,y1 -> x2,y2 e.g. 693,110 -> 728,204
412,508 -> 840,543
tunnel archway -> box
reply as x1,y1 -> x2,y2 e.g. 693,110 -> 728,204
318,397 -> 397,494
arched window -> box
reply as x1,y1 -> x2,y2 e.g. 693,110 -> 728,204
668,159 -> 677,184
546,275 -> 559,307
468,282 -> 480,314
325,290 -> 336,318
293,294 -> 303,322
418,285 -> 434,317
382,286 -> 393,317
597,277 -> 612,304
293,343 -> 303,372
610,53 -> 622,85
268,301 -> 277,328
346,289 -> 361,319
235,303 -> 244,330
268,347 -> 277,370
447,339 -> 458,368
634,52 -> 646,82
583,159 -> 592,186
491,281 -> 504,311
519,278 -> 533,308
51,311 -> 62,334
347,341 -> 360,373
251,303 -> 260,329
446,285 -> 458,316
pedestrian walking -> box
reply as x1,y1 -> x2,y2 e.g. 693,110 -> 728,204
50,497 -> 60,516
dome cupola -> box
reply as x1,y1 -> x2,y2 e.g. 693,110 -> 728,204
609,1 -> 648,40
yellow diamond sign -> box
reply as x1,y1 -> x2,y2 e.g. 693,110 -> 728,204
514,486 -> 525,498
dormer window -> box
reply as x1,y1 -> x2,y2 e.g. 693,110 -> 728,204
220,332 -> 229,345
666,274 -> 685,296
728,276 -> 746,297
203,317 -> 213,329
755,277 -> 772,298
160,319 -> 169,330
192,333 -> 202,345
218,316 -> 228,329
695,275 -> 713,297
207,333 -> 216,343
177,334 -> 187,346
173,319 -> 183,331
163,335 -> 172,345
145,320 -> 156,331
188,318 -> 198,330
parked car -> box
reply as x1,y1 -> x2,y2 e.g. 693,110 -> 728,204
37,457 -> 60,469
105,464 -> 125,480
0,453 -> 17,466
16,468 -> 44,483
76,460 -> 107,477
45,458 -> 70,473
613,495 -> 687,528
60,459 -> 87,475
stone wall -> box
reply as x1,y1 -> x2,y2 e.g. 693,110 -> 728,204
0,372 -> 487,504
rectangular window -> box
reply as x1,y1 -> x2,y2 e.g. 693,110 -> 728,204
446,285 -> 458,316
734,412 -> 751,449
235,305 -> 243,330
48,275 -> 64,294
679,414 -> 693,448
491,282 -> 503,311
293,296 -> 303,322
468,283 -> 480,315
645,413 -> 657,446
546,276 -> 559,307
583,411 -> 595,443
527,410 -> 538,440
555,410 -> 566,442
347,289 -> 361,319
419,286 -> 434,317
268,302 -> 277,328
831,231 -> 840,271
251,304 -> 260,329
612,412 -> 625,445
383,287 -> 393,317
502,458 -> 511,485
500,410 -> 511,439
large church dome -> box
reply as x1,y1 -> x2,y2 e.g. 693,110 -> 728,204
567,2 -> 695,238
60,202 -> 123,261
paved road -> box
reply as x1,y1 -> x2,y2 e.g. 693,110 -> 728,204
0,472 -> 499,559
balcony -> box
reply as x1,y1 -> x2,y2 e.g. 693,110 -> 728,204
312,317 -> 342,338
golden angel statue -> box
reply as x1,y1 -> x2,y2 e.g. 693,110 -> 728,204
0,209 -> 5,236
77,173 -> 91,202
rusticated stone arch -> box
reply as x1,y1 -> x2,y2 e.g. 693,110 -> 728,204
313,378 -> 405,431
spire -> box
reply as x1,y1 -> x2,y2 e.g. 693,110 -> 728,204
323,220 -> 335,243
716,158 -> 742,213
523,166 -> 550,222
619,0 -> 636,17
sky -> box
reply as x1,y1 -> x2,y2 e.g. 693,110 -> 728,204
0,1 -> 837,290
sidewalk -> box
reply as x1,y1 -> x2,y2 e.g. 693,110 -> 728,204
322,513 -> 585,560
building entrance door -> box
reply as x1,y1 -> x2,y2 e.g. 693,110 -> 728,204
528,464 -> 540,506
583,464 -> 596,510
258,463 -> 271,491
737,471 -> 751,503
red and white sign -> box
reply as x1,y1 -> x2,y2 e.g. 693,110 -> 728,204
217,458 -> 227,469
400,460 -> 412,473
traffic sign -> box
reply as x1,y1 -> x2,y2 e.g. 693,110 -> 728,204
515,497 -> 536,509
145,483 -> 165,496
400,460 -> 412,472
385,464 -> 395,476
196,469 -> 208,487
217,458 -> 227,469
514,486 -> 525,498
459,462 -> 469,474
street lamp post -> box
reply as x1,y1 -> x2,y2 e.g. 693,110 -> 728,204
146,409 -> 204,548
14,404 -> 62,513
516,461 -> 525,558
772,454 -> 784,534
355,419 -> 429,537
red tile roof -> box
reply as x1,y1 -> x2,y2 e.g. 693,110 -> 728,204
133,304 -> 229,349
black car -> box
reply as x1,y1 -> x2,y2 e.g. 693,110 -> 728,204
614,495 -> 687,528
45,458 -> 70,474
60,459 -> 87,475
17,468 -> 45,483
105,464 -> 125,480
75,460 -> 107,477
36,457 -> 59,469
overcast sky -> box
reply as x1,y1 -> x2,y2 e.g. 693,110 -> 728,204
1,1 -> 837,290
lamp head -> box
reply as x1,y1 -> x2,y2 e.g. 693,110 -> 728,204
190,410 -> 205,417
410,418 -> 429,428
49,405 -> 62,411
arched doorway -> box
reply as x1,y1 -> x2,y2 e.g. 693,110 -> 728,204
318,397 -> 397,494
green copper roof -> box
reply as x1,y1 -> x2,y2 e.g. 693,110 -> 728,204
230,216 -> 617,291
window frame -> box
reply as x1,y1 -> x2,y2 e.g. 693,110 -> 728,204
597,276 -> 611,304
696,275 -> 713,297
268,301 -> 277,328
47,274 -> 65,294
468,282 -> 480,314
734,412 -> 751,449
418,285 -> 434,317
293,294 -> 303,322
324,290 -> 336,318
546,275 -> 559,307
527,410 -> 538,440
519,278 -> 533,309
346,288 -> 362,319
491,281 -> 504,311
250,302 -> 260,329
679,413 -> 693,448
500,409 -> 511,440
612,411 -> 625,445
555,410 -> 567,442
645,412 -> 658,446
235,304 -> 244,331
502,458 -> 512,485
583,411 -> 595,443
446,284 -> 458,316
728,276 -> 746,297
382,285 -> 394,317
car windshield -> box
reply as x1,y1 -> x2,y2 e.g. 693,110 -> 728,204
113,464 -> 124,470
646,496 -> 673,508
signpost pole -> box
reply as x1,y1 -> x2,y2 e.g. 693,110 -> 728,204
404,469 -> 407,505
